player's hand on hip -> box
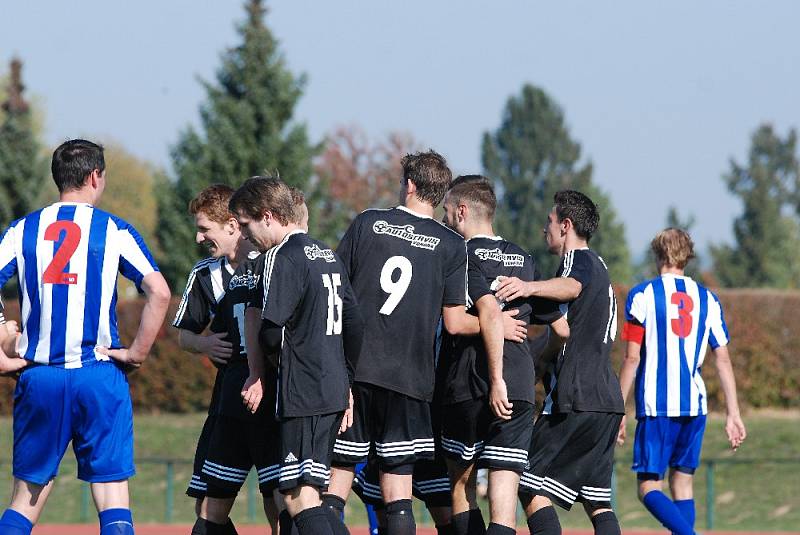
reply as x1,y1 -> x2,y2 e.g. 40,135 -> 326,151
0,321 -> 21,358
202,332 -> 233,364
339,389 -> 354,434
502,309 -> 527,343
616,414 -> 627,446
725,414 -> 746,451
0,351 -> 28,377
489,379 -> 513,420
241,374 -> 263,414
495,276 -> 532,302
97,347 -> 145,372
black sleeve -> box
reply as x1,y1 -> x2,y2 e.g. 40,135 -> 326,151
466,254 -> 492,306
262,254 -> 304,326
340,277 -> 364,385
443,241 -> 468,306
247,257 -> 266,310
260,319 -> 283,355
172,270 -> 213,333
529,297 -> 564,325
557,249 -> 593,288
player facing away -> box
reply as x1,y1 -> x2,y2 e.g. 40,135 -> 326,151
172,184 -> 278,535
495,190 -> 624,535
439,176 -> 568,535
328,150 -> 473,535
616,228 -> 746,535
230,177 -> 364,535
0,139 -> 171,535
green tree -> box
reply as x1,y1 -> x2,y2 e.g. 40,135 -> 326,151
482,84 -> 632,282
157,0 -> 317,287
710,125 -> 800,288
0,58 -> 47,230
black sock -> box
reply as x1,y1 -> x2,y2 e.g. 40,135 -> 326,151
322,494 -> 347,520
191,518 -> 209,535
527,506 -> 561,535
321,495 -> 350,535
294,507 -> 335,535
378,527 -> 388,535
452,509 -> 486,535
436,523 -> 454,535
590,511 -> 620,535
385,499 -> 415,535
280,510 -> 296,535
486,523 -> 515,535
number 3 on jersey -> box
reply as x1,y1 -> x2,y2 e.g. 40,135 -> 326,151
379,256 -> 412,315
670,292 -> 694,338
322,273 -> 343,335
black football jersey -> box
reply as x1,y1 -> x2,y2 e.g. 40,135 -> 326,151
337,206 -> 467,402
440,236 -> 562,405
541,248 -> 624,414
261,230 -> 355,418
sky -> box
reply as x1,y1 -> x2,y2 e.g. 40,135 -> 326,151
2,0 -> 799,258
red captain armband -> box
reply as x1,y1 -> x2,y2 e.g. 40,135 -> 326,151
621,321 -> 645,344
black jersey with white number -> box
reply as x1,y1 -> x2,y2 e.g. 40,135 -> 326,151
217,252 -> 278,421
261,230 -> 355,418
542,248 -> 624,414
337,206 -> 467,402
440,236 -> 562,405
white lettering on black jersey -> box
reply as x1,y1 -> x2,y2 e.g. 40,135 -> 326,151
338,206 -> 467,402
542,248 -> 624,415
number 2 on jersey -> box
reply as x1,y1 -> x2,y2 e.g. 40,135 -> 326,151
322,273 -> 343,335
379,256 -> 412,315
42,221 -> 82,285
670,291 -> 694,338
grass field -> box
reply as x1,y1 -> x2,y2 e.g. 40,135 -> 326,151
0,411 -> 797,531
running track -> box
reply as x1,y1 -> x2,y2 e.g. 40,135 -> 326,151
31,526 -> 800,535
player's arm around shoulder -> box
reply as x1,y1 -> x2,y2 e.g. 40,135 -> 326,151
98,271 -> 171,366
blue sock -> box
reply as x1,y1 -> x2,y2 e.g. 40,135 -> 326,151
642,491 -> 694,535
0,509 -> 33,535
99,508 -> 134,535
674,499 -> 696,529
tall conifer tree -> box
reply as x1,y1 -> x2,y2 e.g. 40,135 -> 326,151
157,0 -> 317,286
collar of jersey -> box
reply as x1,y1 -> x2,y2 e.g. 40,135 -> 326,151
280,229 -> 307,244
396,205 -> 432,219
52,201 -> 92,207
468,234 -> 503,241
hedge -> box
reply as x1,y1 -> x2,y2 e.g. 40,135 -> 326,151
0,288 -> 797,414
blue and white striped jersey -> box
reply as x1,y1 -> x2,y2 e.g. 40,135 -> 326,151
0,202 -> 159,368
624,274 -> 729,417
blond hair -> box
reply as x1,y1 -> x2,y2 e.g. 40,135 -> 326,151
651,228 -> 695,269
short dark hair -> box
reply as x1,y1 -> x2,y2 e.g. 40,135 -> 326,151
553,190 -> 599,241
189,184 -> 235,224
446,175 -> 496,221
51,139 -> 105,193
401,150 -> 452,207
229,176 -> 295,226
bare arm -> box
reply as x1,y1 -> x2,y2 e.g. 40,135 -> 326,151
616,340 -> 641,446
495,276 -> 582,303
713,345 -> 746,450
534,317 -> 569,379
241,307 -> 267,414
472,295 -> 511,420
0,321 -> 27,375
442,306 -> 527,342
98,271 -> 171,365
177,329 -> 233,366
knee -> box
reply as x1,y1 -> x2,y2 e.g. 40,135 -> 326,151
637,479 -> 662,502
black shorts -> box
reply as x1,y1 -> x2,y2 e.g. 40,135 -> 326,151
186,413 -> 217,499
352,454 -> 452,508
519,411 -> 622,510
441,399 -> 534,473
201,415 -> 280,498
278,412 -> 343,492
333,383 -> 434,470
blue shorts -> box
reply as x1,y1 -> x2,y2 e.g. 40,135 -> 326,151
632,415 -> 706,480
13,360 -> 135,485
